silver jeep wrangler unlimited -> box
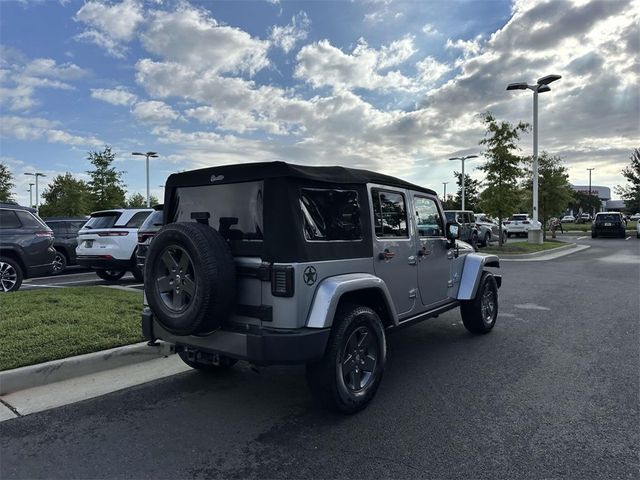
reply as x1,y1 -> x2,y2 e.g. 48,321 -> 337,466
141,162 -> 501,414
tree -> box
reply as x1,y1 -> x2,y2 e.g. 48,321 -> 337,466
452,171 -> 482,211
39,173 -> 92,217
125,192 -> 159,208
568,191 -> 601,218
520,152 -> 573,239
477,112 -> 530,245
86,146 -> 126,211
0,162 -> 15,202
615,148 -> 640,214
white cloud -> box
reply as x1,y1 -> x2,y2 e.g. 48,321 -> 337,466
132,100 -> 179,123
269,11 -> 311,53
91,87 -> 138,105
74,0 -> 144,58
0,116 -> 102,146
140,5 -> 270,75
416,56 -> 451,85
294,38 -> 418,92
422,24 -> 438,36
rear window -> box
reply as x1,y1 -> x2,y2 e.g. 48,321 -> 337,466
0,210 -> 21,229
300,188 -> 362,241
596,214 -> 621,222
174,181 -> 263,241
511,215 -> 528,221
83,212 -> 122,229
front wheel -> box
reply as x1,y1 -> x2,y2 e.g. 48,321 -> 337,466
306,304 -> 386,414
460,272 -> 498,334
95,269 -> 126,282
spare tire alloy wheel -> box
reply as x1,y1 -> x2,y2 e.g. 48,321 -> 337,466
155,245 -> 196,312
0,259 -> 22,292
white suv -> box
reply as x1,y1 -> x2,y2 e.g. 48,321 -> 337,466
504,214 -> 531,237
76,209 -> 152,282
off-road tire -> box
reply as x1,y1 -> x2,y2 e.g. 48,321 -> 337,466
0,257 -> 23,292
96,269 -> 126,282
461,272 -> 498,334
144,222 -> 236,335
52,251 -> 67,275
306,304 -> 386,414
178,351 -> 238,372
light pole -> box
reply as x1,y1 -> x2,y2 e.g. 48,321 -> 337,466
507,74 -> 561,244
27,183 -> 34,208
587,167 -> 595,216
448,155 -> 478,211
442,182 -> 449,203
24,172 -> 46,214
132,151 -> 159,207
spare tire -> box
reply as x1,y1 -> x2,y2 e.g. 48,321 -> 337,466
144,222 -> 236,335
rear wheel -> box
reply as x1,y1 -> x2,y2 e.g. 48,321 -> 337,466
471,232 -> 479,251
52,251 -> 67,275
130,262 -> 144,282
482,232 -> 491,247
96,269 -> 126,282
306,304 -> 386,414
178,350 -> 237,372
0,257 -> 23,292
461,272 -> 498,334
591,231 -> 597,238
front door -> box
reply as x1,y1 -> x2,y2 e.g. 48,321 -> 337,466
413,195 -> 450,307
370,187 -> 417,316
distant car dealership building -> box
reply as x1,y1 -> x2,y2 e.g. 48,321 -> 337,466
570,185 -> 625,212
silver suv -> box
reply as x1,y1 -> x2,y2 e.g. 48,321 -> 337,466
141,162 -> 502,413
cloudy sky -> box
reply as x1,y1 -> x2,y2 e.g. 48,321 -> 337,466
1,0 -> 638,207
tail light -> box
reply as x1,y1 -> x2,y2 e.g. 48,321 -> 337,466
98,231 -> 129,237
271,266 -> 294,297
35,231 -> 53,237
138,233 -> 155,243
522,221 -> 530,224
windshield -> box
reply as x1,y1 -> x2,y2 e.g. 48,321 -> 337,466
83,212 -> 121,229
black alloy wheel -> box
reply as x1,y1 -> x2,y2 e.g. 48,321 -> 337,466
340,326 -> 378,392
154,245 -> 197,312
52,252 -> 67,274
96,269 -> 127,282
461,272 -> 498,334
0,258 -> 22,292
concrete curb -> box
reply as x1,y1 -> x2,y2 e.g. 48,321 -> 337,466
498,242 -> 576,258
0,341 -> 173,396
501,243 -> 591,261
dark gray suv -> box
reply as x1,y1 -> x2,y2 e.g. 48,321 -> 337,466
0,203 -> 56,291
44,217 -> 88,274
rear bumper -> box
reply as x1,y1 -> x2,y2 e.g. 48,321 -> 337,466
76,255 -> 132,270
592,226 -> 625,236
141,309 -> 330,365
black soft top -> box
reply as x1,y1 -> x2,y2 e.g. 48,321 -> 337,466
166,161 -> 436,195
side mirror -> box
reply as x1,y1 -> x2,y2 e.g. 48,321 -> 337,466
446,222 -> 459,240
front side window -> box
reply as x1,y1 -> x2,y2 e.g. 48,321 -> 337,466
414,197 -> 444,237
300,188 -> 362,241
372,189 -> 408,237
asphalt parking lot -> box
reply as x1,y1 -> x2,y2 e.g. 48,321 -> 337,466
2,235 -> 638,479
21,268 -> 144,292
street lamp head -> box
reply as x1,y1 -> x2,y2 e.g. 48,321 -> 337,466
537,84 -> 551,93
464,154 -> 479,160
537,74 -> 561,86
506,82 -> 529,91
448,157 -> 461,161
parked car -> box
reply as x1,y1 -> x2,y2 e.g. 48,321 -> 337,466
575,213 -> 592,224
76,208 -> 153,282
474,213 -> 507,246
136,205 -> 163,272
637,220 -> 640,239
44,217 -> 88,274
0,202 -> 56,292
141,162 -> 503,413
560,215 -> 575,223
503,214 -> 531,237
443,210 -> 479,250
629,213 -> 640,221
591,212 -> 626,238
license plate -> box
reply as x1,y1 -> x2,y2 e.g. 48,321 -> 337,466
85,240 -> 93,248
604,223 -> 611,226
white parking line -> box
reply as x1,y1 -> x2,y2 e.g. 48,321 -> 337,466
625,236 -> 631,240
576,236 -> 588,240
20,284 -> 65,289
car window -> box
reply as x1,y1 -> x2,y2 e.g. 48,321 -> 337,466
596,214 -> 621,222
68,221 -> 86,233
125,211 -> 152,229
372,189 -> 408,237
468,213 -> 475,223
83,212 -> 122,229
46,221 -> 66,234
0,210 -> 21,228
511,215 -> 528,221
300,189 -> 362,241
414,197 -> 443,237
15,210 -> 47,229
444,212 -> 455,222
139,210 -> 163,231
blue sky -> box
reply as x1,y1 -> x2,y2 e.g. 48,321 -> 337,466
1,0 -> 638,207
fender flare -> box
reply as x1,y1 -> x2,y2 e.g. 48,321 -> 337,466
454,253 -> 500,300
306,273 -> 398,329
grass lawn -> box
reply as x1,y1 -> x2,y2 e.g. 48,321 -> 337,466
482,239 -> 569,255
0,286 -> 144,371
559,221 -> 637,232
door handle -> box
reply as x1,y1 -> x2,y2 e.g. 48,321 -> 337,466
378,249 -> 395,260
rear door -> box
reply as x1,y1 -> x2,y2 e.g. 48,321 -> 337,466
370,186 -> 417,316
413,195 -> 450,307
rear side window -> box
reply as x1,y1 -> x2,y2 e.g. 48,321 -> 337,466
83,212 -> 121,229
125,211 -> 151,228
372,189 -> 408,237
300,189 -> 362,241
0,210 -> 21,228
68,221 -> 86,233
15,211 -> 47,228
46,221 -> 66,234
